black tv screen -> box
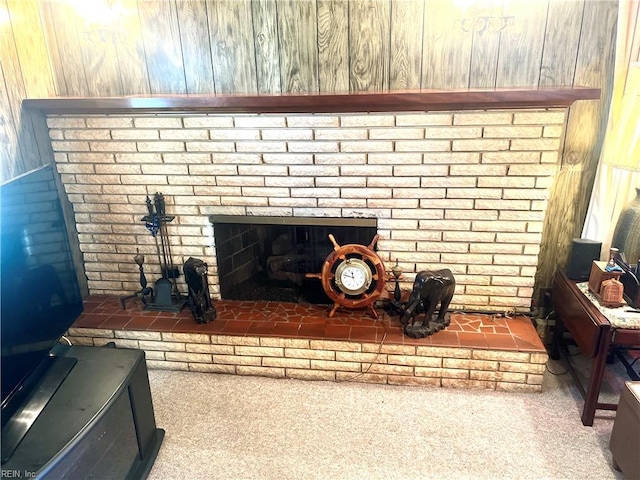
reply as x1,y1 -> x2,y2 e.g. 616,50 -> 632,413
1,165 -> 84,421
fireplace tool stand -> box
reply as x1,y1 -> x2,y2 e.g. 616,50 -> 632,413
140,193 -> 186,312
120,250 -> 154,309
385,260 -> 407,316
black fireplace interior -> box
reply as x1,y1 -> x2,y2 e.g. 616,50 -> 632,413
210,217 -> 377,304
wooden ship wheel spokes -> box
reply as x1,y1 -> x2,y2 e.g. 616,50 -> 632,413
307,233 -> 386,319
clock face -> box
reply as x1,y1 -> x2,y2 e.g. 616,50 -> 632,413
335,258 -> 372,295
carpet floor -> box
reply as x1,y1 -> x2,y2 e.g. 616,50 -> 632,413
146,354 -> 628,480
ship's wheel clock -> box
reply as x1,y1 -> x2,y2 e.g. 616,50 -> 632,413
306,234 -> 386,319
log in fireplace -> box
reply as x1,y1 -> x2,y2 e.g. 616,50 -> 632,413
210,216 -> 376,304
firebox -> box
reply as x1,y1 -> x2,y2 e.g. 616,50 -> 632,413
209,216 -> 377,304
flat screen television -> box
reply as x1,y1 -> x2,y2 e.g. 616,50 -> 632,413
1,165 -> 84,460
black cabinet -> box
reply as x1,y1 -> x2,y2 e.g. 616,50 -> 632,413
2,346 -> 164,479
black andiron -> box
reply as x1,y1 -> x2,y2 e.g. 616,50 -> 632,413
124,193 -> 186,312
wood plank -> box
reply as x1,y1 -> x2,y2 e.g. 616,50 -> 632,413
0,2 -> 42,177
252,0 -> 281,94
349,0 -> 391,92
570,0 -> 617,218
23,87 -> 601,114
208,0 -> 257,94
496,0 -> 548,87
389,0 -> 424,90
0,0 -> 25,134
0,52 -> 23,180
75,4 -> 124,95
176,0 -> 214,94
539,0 -> 584,86
317,0 -> 349,93
6,0 -> 55,97
38,0 -> 89,96
276,0 -> 319,93
37,0 -> 66,95
536,0 -> 617,290
137,0 -> 187,94
114,0 -> 150,95
421,0 -> 473,89
468,1 -> 504,88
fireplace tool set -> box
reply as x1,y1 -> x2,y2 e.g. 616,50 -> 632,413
121,193 -> 186,312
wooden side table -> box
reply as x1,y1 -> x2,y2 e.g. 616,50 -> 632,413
551,269 -> 640,426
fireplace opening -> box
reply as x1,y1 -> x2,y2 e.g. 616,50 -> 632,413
210,216 -> 377,304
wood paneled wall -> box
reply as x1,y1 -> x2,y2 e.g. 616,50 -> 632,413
0,0 -> 620,294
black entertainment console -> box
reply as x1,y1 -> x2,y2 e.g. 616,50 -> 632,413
1,346 -> 164,479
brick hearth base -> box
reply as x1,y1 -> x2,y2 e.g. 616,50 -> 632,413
67,296 -> 548,392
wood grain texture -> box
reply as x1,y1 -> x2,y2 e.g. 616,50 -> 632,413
317,0 -> 349,93
39,0 -> 89,96
0,2 -> 40,177
349,0 -> 391,92
539,0 -> 584,86
496,0 -> 548,87
0,51 -> 23,180
176,0 -> 215,94
37,0 -> 67,95
114,0 -> 150,95
277,0 -> 319,93
6,0 -> 55,97
0,0 -> 25,135
138,0 -> 187,94
252,0 -> 281,94
421,0 -> 473,89
536,0 -> 617,291
389,0 -> 424,90
208,0 -> 257,94
76,9 -> 124,95
468,1 -> 504,88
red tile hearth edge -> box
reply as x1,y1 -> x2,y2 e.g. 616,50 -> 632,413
72,295 -> 546,353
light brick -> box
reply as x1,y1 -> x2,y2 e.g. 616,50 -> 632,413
511,138 -> 561,151
135,117 -> 183,128
263,357 -> 310,369
286,115 -> 339,127
513,111 -> 565,124
187,343 -> 234,354
165,352 -> 213,363
396,114 -> 452,126
311,360 -> 360,372
286,348 -> 335,360
341,114 -> 394,127
183,116 -> 234,128
341,141 -> 393,152
395,140 -> 450,152
454,112 -> 513,125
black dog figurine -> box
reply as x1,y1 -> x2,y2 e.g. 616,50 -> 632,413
183,257 -> 216,324
400,269 -> 455,338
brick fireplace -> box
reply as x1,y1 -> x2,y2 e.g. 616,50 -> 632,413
45,104 -> 569,311
24,89 -> 599,390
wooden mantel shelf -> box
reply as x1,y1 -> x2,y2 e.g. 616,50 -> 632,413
23,87 -> 600,115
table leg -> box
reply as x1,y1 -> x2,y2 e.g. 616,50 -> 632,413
549,316 -> 564,361
581,325 -> 613,426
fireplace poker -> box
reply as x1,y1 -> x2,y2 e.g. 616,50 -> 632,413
154,193 -> 180,296
145,196 -> 164,274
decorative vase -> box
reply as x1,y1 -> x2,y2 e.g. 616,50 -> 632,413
611,187 -> 640,265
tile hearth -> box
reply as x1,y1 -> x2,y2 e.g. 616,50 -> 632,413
68,296 -> 548,392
